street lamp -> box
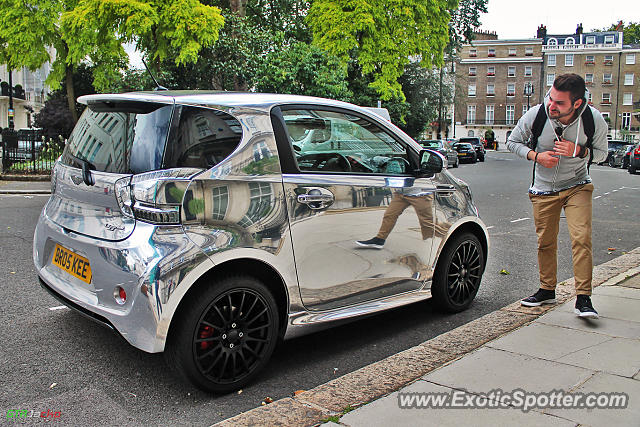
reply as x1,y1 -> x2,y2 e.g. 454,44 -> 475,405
524,82 -> 534,111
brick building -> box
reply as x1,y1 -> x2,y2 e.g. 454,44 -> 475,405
454,25 -> 640,144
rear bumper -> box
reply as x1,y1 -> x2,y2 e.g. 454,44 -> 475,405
33,210 -> 212,353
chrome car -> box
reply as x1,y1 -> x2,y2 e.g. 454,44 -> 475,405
34,92 -> 489,393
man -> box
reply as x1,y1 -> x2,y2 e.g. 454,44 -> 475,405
507,73 -> 608,318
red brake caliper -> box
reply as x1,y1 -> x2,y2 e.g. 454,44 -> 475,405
199,325 -> 214,350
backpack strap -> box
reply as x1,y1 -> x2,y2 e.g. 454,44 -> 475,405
530,105 -> 548,151
581,106 -> 595,172
530,105 -> 547,187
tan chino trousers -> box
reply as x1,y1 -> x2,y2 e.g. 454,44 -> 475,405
376,193 -> 434,241
529,183 -> 594,295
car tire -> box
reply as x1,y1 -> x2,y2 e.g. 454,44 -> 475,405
630,165 -> 637,175
480,155 -> 485,162
608,157 -> 616,167
431,233 -> 484,313
166,275 -> 279,393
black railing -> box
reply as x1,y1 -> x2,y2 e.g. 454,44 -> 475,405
1,129 -> 64,174
460,120 -> 518,126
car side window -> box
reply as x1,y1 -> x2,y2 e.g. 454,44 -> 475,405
281,109 -> 410,175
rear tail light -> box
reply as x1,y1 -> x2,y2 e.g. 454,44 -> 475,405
114,169 -> 201,225
635,147 -> 640,155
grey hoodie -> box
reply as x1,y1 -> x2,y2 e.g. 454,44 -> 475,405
506,91 -> 608,193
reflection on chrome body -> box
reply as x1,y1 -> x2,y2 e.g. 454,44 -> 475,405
34,92 -> 489,379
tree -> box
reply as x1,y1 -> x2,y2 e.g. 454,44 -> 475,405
597,21 -> 640,44
307,0 -> 457,101
0,0 -> 224,124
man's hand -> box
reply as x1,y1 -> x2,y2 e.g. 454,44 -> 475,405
536,151 -> 560,168
553,139 -> 578,157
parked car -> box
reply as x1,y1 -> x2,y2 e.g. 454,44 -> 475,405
34,92 -> 489,393
458,137 -> 485,161
419,139 -> 459,168
629,143 -> 640,174
609,144 -> 634,168
602,140 -> 628,165
452,142 -> 478,163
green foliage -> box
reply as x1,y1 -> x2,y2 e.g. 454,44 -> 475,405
254,39 -> 350,99
448,0 -> 488,51
307,0 -> 457,101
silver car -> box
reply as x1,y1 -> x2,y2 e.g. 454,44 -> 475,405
34,92 -> 489,393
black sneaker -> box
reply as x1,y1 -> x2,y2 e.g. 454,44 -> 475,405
521,288 -> 556,307
356,237 -> 385,249
575,295 -> 599,319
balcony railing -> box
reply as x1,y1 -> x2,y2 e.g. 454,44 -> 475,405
459,119 -> 518,126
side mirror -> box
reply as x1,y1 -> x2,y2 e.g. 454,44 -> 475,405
416,149 -> 444,177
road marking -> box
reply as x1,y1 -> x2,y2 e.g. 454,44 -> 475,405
49,306 -> 69,311
510,217 -> 530,223
487,226 -> 494,229
604,192 -> 610,195
594,195 -> 602,199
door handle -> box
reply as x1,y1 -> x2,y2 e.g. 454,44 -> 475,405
296,188 -> 335,209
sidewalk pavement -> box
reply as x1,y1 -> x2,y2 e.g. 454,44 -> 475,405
217,248 -> 640,427
0,177 -> 51,194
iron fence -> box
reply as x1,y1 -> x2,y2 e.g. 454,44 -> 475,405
1,129 -> 64,175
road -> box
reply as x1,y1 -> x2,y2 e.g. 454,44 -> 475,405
1,153 -> 638,425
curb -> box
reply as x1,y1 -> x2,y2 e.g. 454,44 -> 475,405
0,174 -> 51,182
0,189 -> 51,194
214,247 -> 640,427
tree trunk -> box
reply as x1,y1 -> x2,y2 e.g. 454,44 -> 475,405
65,67 -> 78,124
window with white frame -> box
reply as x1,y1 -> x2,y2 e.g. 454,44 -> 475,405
525,47 -> 533,56
585,73 -> 594,83
604,55 -> 614,64
586,55 -> 595,64
468,84 -> 476,96
601,112 -> 609,120
487,66 -> 495,76
507,83 -> 515,96
469,66 -> 476,76
625,73 -> 634,85
522,105 -> 529,116
485,105 -> 494,124
488,48 -> 495,57
469,48 -> 477,57
603,73 -> 612,84
587,93 -> 593,104
586,36 -> 595,44
487,83 -> 495,95
604,35 -> 614,44
524,66 -> 532,76
565,37 -> 575,45
547,73 -> 555,86
506,105 -> 515,124
602,93 -> 611,104
508,66 -> 515,77
548,38 -> 557,46
627,54 -> 636,65
623,93 -> 633,105
548,54 -> 556,66
565,54 -> 574,66
467,105 -> 476,123
622,112 -> 631,129
509,47 -> 516,56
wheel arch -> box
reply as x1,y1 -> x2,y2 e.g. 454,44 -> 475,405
434,220 -> 489,274
165,258 -> 290,347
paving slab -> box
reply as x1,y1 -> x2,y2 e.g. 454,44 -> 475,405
544,372 -> 640,427
421,347 -> 595,394
340,380 -> 577,427
592,284 -> 640,299
486,322 -> 611,361
556,294 -> 640,323
537,309 -> 640,340
556,337 -> 640,378
617,273 -> 640,289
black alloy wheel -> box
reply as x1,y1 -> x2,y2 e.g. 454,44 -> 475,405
432,233 -> 484,313
166,276 -> 278,393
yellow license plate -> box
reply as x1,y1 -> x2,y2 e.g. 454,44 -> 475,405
52,244 -> 92,284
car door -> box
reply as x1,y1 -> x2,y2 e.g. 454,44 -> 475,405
272,106 -> 437,311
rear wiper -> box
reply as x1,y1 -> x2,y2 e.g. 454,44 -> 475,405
71,155 -> 96,186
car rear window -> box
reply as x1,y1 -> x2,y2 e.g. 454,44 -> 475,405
61,102 -> 243,173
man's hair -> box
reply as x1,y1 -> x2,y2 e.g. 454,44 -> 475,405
553,73 -> 586,105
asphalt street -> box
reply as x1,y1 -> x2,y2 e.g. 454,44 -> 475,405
1,152 -> 638,425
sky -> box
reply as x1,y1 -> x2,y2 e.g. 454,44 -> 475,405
478,0 -> 640,39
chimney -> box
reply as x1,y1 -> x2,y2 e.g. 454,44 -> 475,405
536,24 -> 547,39
576,23 -> 583,35
615,20 -> 624,31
